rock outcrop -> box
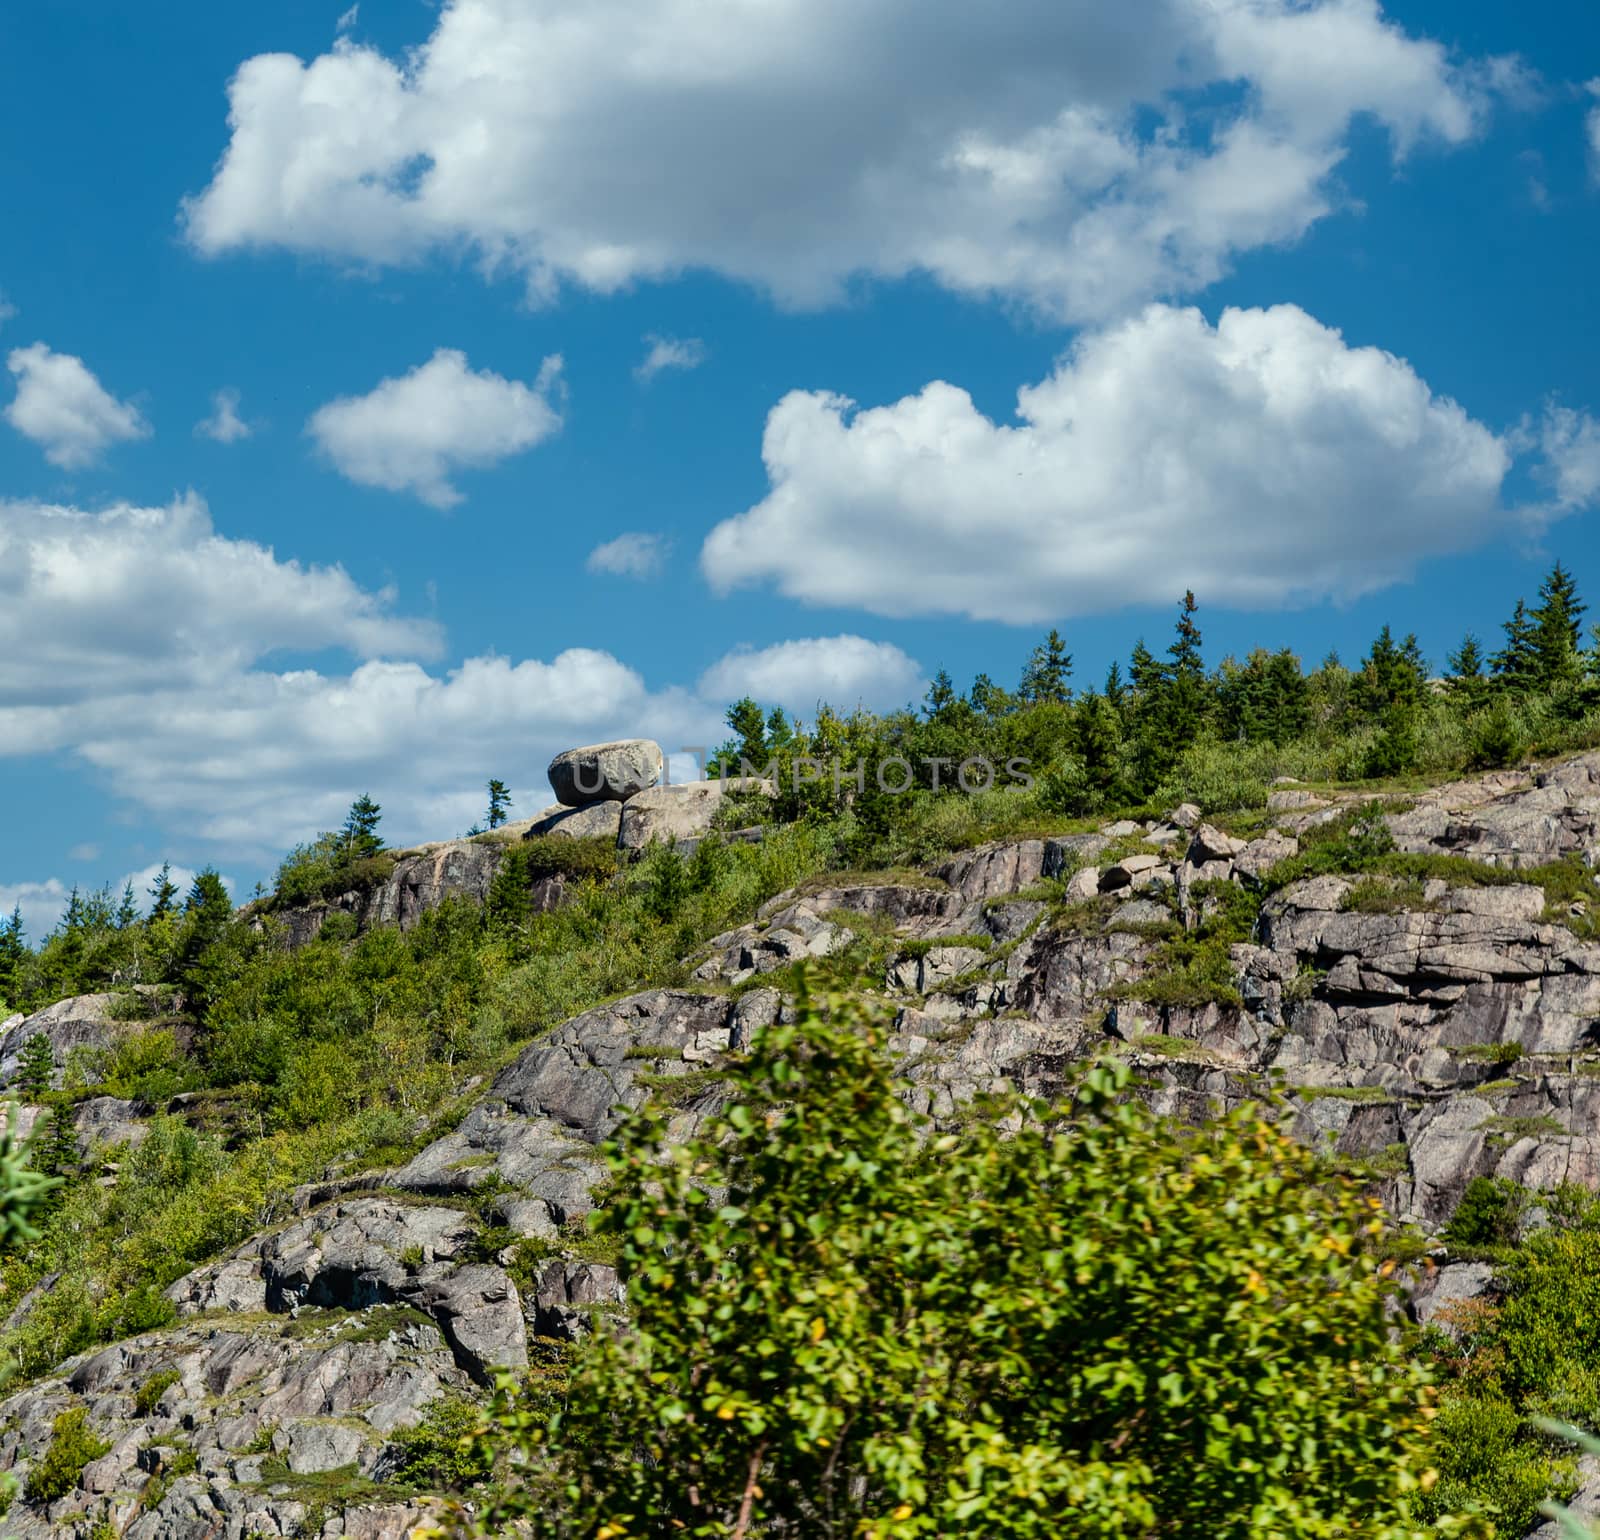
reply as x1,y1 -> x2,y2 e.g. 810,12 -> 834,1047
16,750 -> 1600,1531
547,739 -> 664,807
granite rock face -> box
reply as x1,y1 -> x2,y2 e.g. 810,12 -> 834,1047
15,752 -> 1600,1531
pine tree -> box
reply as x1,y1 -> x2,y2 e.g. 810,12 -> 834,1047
1352,625 -> 1427,718
16,1034 -> 54,1100
1127,640 -> 1166,699
147,863 -> 178,921
1446,633 -> 1492,710
486,844 -> 533,929
42,1105 -> 78,1186
115,882 -> 138,930
61,887 -> 84,934
486,779 -> 514,831
1529,560 -> 1586,689
0,906 -> 25,1008
923,669 -> 958,721
1019,630 -> 1073,704
1492,599 -> 1539,694
1103,661 -> 1126,709
1167,591 -> 1204,682
340,795 -> 384,862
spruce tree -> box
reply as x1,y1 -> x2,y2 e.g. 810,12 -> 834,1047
1103,660 -> 1126,709
16,1034 -> 54,1100
1352,625 -> 1427,718
340,795 -> 384,862
147,863 -> 178,921
486,779 -> 514,831
115,881 -> 138,930
0,907 -> 25,1008
487,844 -> 534,929
1529,560 -> 1585,689
1446,633 -> 1491,710
1019,630 -> 1073,704
923,669 -> 958,721
1492,599 -> 1539,693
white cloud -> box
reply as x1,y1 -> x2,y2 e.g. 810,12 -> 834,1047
586,531 -> 669,580
1587,80 -> 1600,182
635,335 -> 706,383
307,348 -> 563,507
1535,405 -> 1600,515
336,4 -> 359,33
182,0 -> 1497,322
67,844 -> 100,863
0,491 -> 440,712
697,636 -> 923,716
0,293 -> 15,328
5,344 -> 149,468
701,301 -> 1526,623
196,387 -> 253,443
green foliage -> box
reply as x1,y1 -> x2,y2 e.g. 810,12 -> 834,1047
134,1368 -> 181,1416
15,1034 -> 54,1099
1421,1393 -> 1563,1537
519,836 -> 619,885
25,1405 -> 110,1504
0,1104 -> 59,1248
1443,1177 -> 1526,1255
486,845 -> 534,930
457,992 -> 1441,1538
485,779 -> 514,831
384,1394 -> 495,1490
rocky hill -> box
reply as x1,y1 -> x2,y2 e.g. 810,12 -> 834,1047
4,748 -> 1600,1535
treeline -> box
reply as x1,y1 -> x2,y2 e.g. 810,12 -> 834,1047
709,560 -> 1599,823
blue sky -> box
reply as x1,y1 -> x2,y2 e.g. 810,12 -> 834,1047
1,0 -> 1598,933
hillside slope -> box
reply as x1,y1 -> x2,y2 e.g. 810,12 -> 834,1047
4,753 -> 1600,1534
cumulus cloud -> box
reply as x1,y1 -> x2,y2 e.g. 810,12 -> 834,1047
701,302 -> 1532,623
586,532 -> 670,580
5,344 -> 149,468
182,0 -> 1497,322
697,636 -> 923,716
196,387 -> 252,443
1535,405 -> 1600,515
307,348 -> 563,507
635,335 -> 706,383
0,491 -> 440,711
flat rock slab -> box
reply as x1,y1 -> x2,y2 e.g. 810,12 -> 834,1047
548,739 -> 664,807
618,778 -> 770,852
524,801 -> 624,841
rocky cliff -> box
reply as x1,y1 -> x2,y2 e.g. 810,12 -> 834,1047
4,752 -> 1600,1535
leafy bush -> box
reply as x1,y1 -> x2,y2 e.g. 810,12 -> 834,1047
519,836 -> 618,884
384,1394 -> 493,1490
456,992 -> 1440,1538
25,1405 -> 109,1504
1444,1176 -> 1526,1255
134,1368 -> 181,1416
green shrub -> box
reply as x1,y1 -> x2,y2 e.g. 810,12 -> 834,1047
134,1369 -> 181,1417
1443,1176 -> 1526,1254
519,836 -> 618,884
25,1406 -> 109,1504
458,992 -> 1440,1539
384,1394 -> 493,1490
1421,1392 -> 1566,1535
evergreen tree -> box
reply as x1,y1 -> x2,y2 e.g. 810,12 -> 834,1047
1019,630 -> 1073,705
923,669 -> 958,721
0,906 -> 25,1008
486,844 -> 533,929
485,779 -> 514,831
969,673 -> 1013,716
41,1105 -> 78,1187
1529,560 -> 1586,689
1167,591 -> 1204,682
1352,625 -> 1427,718
1445,633 -> 1491,710
16,1034 -> 54,1100
1103,660 -> 1126,709
1127,640 -> 1166,699
1492,599 -> 1539,693
340,795 -> 384,862
147,863 -> 178,921
115,882 -> 138,930
61,887 -> 84,934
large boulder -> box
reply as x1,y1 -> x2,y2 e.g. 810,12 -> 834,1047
0,993 -> 120,1090
548,740 -> 664,808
